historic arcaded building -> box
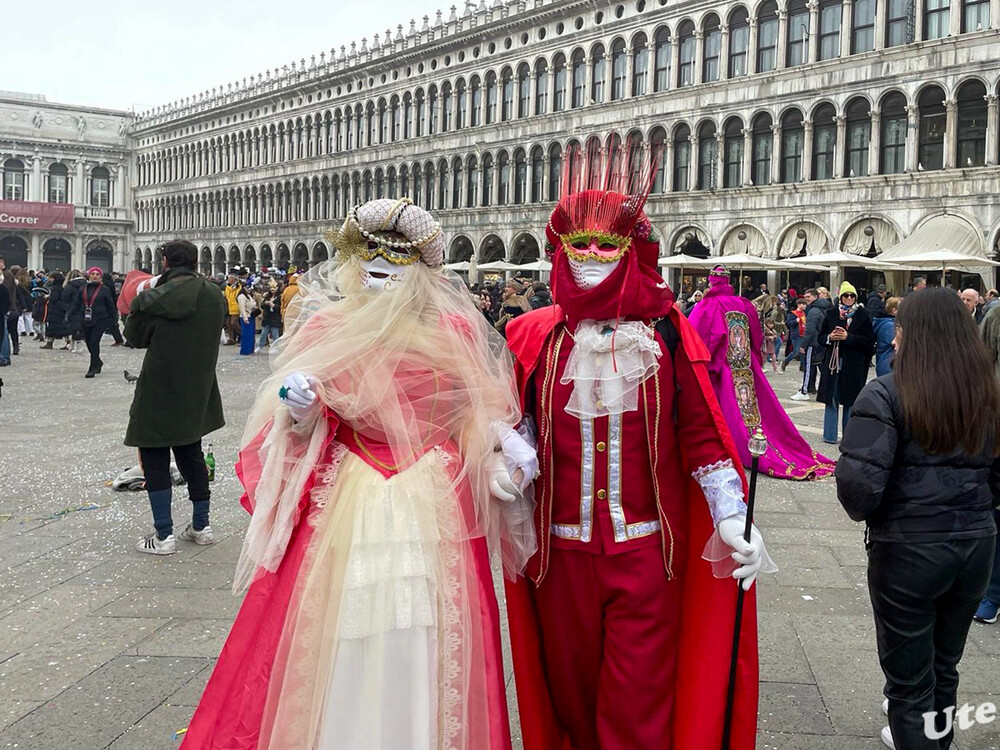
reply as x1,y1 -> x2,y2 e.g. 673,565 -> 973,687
125,0 -> 1000,290
0,92 -> 132,272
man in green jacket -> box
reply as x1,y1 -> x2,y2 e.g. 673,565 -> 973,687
124,240 -> 227,555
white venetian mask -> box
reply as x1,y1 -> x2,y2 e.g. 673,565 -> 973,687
359,256 -> 409,292
568,257 -> 621,290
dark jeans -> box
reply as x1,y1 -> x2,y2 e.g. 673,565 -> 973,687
83,324 -> 104,372
7,312 -> 19,354
986,511 -> 1000,605
868,537 -> 995,749
139,441 -> 211,537
783,332 -> 801,366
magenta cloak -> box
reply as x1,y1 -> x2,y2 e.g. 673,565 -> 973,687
688,279 -> 834,480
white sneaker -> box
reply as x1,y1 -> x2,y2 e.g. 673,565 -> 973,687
883,698 -> 889,716
136,533 -> 176,555
177,523 -> 215,545
881,725 -> 895,749
790,391 -> 810,401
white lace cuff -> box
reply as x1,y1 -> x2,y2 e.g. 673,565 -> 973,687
692,459 -> 747,526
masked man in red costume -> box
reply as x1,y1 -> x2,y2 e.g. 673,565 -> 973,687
504,145 -> 774,750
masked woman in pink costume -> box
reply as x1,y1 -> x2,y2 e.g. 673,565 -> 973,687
689,265 -> 834,480
181,198 -> 537,750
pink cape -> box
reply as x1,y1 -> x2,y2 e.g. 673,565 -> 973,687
688,284 -> 834,480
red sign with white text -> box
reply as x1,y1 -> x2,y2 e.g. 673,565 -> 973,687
0,200 -> 75,232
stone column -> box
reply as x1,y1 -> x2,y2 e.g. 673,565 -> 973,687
116,164 -> 127,208
992,0 -> 1000,29
549,61 -> 558,110
742,128 -> 754,185
716,133 -> 726,188
542,155 -> 551,201
646,39 -> 656,88
73,234 -> 85,270
320,120 -> 329,155
30,156 -> 42,201
690,136 -> 700,190
869,108 -> 882,175
748,18 -> 759,75
986,95 -> 999,165
802,120 -> 814,181
834,115 -> 847,178
694,30 -> 705,85
914,0 -> 924,40
664,139 -> 675,190
74,160 -> 85,205
906,104 -> 920,171
776,10 -> 788,69
583,57 -> 592,103
670,39 -> 681,88
808,0 -> 820,63
945,98 -> 958,169
840,0 -> 853,56
29,234 -> 41,270
720,25 -> 730,80
625,46 -> 635,96
949,1 -> 962,36
771,124 -> 783,183
874,0 -> 887,49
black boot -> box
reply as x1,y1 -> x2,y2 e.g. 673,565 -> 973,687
85,369 -> 96,378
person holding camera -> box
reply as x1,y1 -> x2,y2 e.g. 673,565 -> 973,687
66,267 -> 117,378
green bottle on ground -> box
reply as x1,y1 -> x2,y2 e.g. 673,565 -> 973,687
206,444 -> 216,482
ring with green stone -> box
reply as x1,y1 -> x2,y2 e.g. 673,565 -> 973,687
278,385 -> 290,401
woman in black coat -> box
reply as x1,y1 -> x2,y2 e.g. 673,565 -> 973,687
66,267 -> 116,377
835,288 -> 1000,750
64,270 -> 87,350
817,281 -> 874,443
41,273 -> 71,347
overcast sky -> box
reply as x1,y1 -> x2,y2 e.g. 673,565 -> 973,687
4,0 -> 447,112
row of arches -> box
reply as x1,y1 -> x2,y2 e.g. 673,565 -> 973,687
136,0 -> 996,187
135,78 -> 999,235
0,235 -> 115,272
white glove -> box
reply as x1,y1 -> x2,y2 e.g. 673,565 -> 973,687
493,422 -> 539,492
488,452 -> 520,503
281,371 -> 320,422
716,514 -> 767,591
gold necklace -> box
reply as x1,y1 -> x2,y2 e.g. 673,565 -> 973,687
353,430 -> 400,472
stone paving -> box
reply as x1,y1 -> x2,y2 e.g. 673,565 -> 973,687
0,336 -> 997,750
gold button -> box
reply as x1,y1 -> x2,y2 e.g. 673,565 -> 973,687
596,441 -> 607,452
597,489 -> 607,500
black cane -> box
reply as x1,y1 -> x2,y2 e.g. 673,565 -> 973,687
721,426 -> 768,750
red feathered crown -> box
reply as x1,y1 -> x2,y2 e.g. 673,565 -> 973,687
546,139 -> 661,252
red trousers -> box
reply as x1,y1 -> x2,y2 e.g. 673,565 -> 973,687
531,545 -> 682,750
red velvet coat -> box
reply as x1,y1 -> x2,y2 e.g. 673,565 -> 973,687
503,303 -> 760,750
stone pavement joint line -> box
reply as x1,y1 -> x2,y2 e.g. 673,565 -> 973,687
0,345 -> 997,749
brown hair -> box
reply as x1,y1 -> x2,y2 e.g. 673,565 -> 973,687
885,296 -> 901,315
894,288 -> 1000,456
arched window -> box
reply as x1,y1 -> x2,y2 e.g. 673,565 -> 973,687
654,28 -> 671,92
673,124 -> 691,190
880,92 -> 907,173
750,113 -> 774,185
787,0 -> 810,67
924,0 -> 951,40
416,89 -> 426,137
650,126 -> 667,192
517,64 -> 531,118
501,68 -> 515,121
3,159 -> 25,201
91,166 -> 111,207
514,149 -> 527,203
702,14 -> 722,83
611,39 -> 627,101
819,0 -> 842,60
466,156 -> 479,207
428,86 -> 438,135
553,54 -> 567,111
531,146 -> 544,202
885,0 -> 912,46
423,165 -> 433,209
471,76 -> 483,126
535,60 -> 549,115
378,100 -> 388,144
48,162 -> 68,203
436,160 -> 447,208
376,168 -> 385,199
456,79 -> 467,129
412,164 -> 422,206
451,158 -> 463,208
728,9 -> 750,77
548,143 -> 562,200
957,80 -> 988,167
354,105 -> 364,147
918,86 -> 946,170
498,151 -> 511,205
390,97 -> 401,141
963,0 -> 990,31
482,153 -> 494,207
571,50 -> 587,108
852,0 -> 876,52
403,93 -> 413,139
388,167 -> 397,198
781,109 -> 805,182
845,98 -> 871,177
486,72 -> 498,124
697,122 -> 718,190
591,44 -> 607,103
723,118 -> 744,187
757,2 -> 780,72
632,34 -> 649,96
678,22 -> 696,87
441,83 -> 452,133
812,103 -> 837,180
399,166 -> 409,207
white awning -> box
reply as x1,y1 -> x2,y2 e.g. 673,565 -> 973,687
720,224 -> 768,257
777,222 -> 830,258
879,215 -> 984,262
842,220 -> 899,256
